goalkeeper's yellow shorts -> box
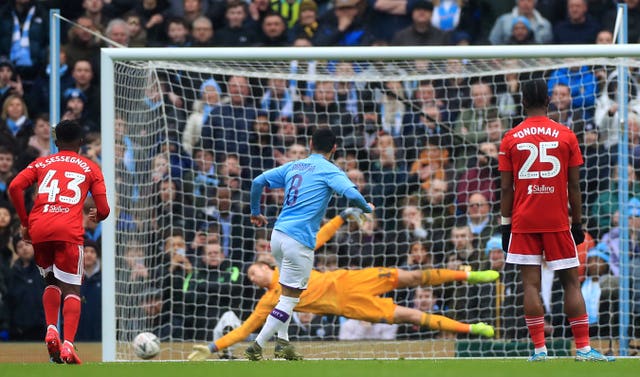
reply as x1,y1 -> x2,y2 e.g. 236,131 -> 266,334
336,267 -> 399,324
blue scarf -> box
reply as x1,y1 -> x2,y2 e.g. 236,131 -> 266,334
6,116 -> 26,136
10,6 -> 36,67
261,88 -> 294,118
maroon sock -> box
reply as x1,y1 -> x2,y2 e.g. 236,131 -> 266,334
569,314 -> 590,349
525,315 -> 546,349
62,295 -> 82,343
42,285 -> 62,327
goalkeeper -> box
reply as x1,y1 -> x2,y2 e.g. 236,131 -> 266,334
188,208 -> 499,361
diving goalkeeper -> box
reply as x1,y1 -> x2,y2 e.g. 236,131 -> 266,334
188,209 -> 499,361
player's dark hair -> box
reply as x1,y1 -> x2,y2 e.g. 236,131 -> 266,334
311,127 -> 336,154
521,78 -> 549,110
54,119 -> 84,143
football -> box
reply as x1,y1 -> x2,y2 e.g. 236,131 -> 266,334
132,332 -> 161,360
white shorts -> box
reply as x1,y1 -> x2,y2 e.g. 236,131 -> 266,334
270,229 -> 314,289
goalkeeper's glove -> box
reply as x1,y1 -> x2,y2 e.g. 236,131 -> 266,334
501,224 -> 511,253
188,344 -> 214,361
339,207 -> 366,227
571,223 -> 585,245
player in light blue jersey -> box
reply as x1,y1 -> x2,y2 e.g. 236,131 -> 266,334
246,128 -> 373,360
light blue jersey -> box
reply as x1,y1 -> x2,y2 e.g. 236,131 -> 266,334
251,154 -> 370,249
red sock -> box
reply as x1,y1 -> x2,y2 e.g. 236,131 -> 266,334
62,295 -> 82,343
525,315 -> 546,349
43,285 -> 62,327
569,314 -> 590,349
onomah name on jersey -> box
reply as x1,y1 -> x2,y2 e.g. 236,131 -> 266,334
33,155 -> 93,173
511,127 -> 560,139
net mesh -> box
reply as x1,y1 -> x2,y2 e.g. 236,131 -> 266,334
109,56 -> 640,360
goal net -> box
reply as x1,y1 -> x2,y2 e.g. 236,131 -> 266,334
103,47 -> 640,360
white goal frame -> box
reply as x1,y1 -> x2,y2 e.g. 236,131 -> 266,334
100,44 -> 640,362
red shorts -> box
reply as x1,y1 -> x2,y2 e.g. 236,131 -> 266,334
505,231 -> 579,271
33,241 -> 84,285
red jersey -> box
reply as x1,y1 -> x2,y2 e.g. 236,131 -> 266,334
8,150 -> 109,244
498,116 -> 583,233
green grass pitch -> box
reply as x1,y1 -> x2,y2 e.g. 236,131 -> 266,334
6,359 -> 639,377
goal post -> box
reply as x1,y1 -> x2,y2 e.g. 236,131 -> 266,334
101,45 -> 639,362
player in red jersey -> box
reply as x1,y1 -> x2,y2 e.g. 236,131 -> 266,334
8,120 -> 110,364
499,78 -> 613,362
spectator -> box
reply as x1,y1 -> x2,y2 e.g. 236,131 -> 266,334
248,111 -> 278,179
0,94 -> 32,153
202,75 -> 256,163
478,235 -> 527,340
215,0 -> 258,47
463,192 -> 498,251
290,0 -> 319,41
455,141 -> 500,213
164,17 -> 192,47
488,0 -> 552,45
205,186 -> 251,261
132,0 -> 168,44
0,0 -> 48,82
183,0 -> 205,25
261,77 -> 296,121
248,0 -> 272,27
188,241 -> 245,339
0,201 -> 15,268
7,235 -> 45,340
257,12 -> 290,46
367,0 -> 412,42
433,59 -> 469,123
484,110 -> 506,143
580,122 -> 612,212
105,18 -> 131,47
553,0 -> 600,44
422,178 -> 455,264
441,224 -> 489,319
191,148 -> 219,208
369,132 -> 408,220
313,0 -> 374,46
594,70 -> 640,150
82,0 -> 110,33
589,163 -> 640,238
158,232 -> 194,339
547,65 -> 597,112
390,203 -> 430,265
76,240 -> 101,341
334,210 -> 385,268
191,16 -> 216,47
67,59 -> 101,128
593,197 -> 640,277
63,16 -> 100,72
507,15 -> 536,44
123,12 -> 148,47
547,83 -> 587,138
0,146 -> 15,203
408,143 -> 452,195
26,113 -> 49,157
444,224 -> 489,272
454,80 -> 499,146
0,57 -> 23,107
581,247 -> 618,336
392,0 -> 450,46
61,88 -> 98,134
183,78 -> 222,156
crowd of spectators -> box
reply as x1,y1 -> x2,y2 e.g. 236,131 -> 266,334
0,0 -> 639,347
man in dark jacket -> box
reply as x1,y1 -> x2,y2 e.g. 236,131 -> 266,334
7,235 -> 45,340
391,0 -> 450,46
